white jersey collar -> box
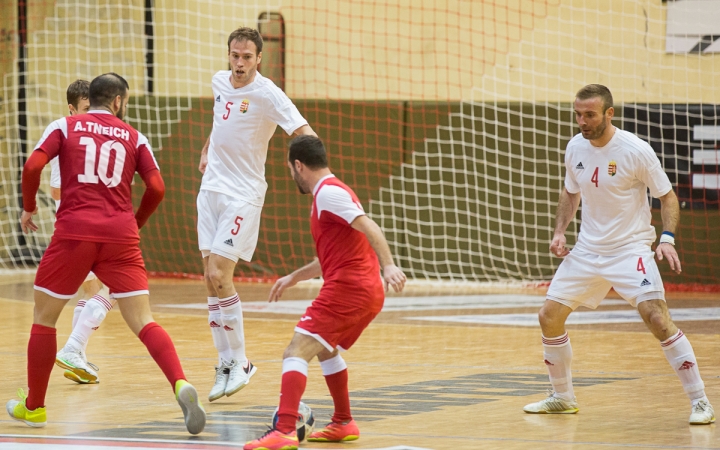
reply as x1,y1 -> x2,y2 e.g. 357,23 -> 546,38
227,71 -> 263,91
312,174 -> 336,196
88,110 -> 112,115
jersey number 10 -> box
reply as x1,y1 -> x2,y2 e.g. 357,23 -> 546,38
77,136 -> 126,188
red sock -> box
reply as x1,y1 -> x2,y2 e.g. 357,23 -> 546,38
26,324 -> 56,411
277,370 -> 307,433
325,369 -> 352,423
139,322 -> 185,391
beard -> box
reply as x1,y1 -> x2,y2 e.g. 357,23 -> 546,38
583,119 -> 607,141
293,172 -> 309,194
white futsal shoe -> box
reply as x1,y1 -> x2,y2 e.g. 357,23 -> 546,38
523,390 -> 579,414
224,359 -> 257,397
208,363 -> 230,402
55,348 -> 99,383
689,399 -> 715,425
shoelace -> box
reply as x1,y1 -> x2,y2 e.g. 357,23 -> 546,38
258,426 -> 279,439
16,388 -> 27,402
87,362 -> 100,372
694,401 -> 709,412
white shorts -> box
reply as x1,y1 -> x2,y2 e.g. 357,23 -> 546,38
547,247 -> 665,310
197,190 -> 262,263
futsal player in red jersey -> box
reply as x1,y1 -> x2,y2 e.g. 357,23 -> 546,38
244,135 -> 406,450
6,73 -> 206,435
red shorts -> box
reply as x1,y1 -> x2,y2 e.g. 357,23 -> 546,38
34,238 -> 149,299
295,292 -> 382,352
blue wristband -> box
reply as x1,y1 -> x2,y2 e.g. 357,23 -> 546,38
662,231 -> 675,238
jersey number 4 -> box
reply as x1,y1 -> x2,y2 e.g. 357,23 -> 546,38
637,257 -> 646,274
78,136 -> 126,188
591,167 -> 599,187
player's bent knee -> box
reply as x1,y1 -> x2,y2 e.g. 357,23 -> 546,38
206,268 -> 231,289
538,308 -> 563,330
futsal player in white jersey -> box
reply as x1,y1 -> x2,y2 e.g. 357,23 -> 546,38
197,27 -> 317,402
522,84 -> 714,425
49,79 -> 116,385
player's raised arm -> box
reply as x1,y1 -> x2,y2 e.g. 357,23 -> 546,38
268,258 -> 323,302
655,189 -> 681,274
292,124 -> 317,137
350,215 -> 406,292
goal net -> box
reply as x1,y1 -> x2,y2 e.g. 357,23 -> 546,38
1,0 -> 718,287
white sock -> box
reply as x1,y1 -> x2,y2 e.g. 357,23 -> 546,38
208,296 -> 232,365
661,330 -> 706,403
72,299 -> 87,329
219,294 -> 246,364
542,333 -> 574,401
66,294 -> 113,353
320,354 -> 347,376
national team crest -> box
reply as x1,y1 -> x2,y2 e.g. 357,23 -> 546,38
240,99 -> 250,113
608,160 -> 617,176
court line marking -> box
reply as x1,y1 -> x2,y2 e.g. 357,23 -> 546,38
0,435 -> 432,450
405,307 -> 720,326
157,295 -> 628,315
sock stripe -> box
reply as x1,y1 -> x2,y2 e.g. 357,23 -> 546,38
76,300 -> 86,308
661,330 -> 685,348
208,304 -> 220,311
92,295 -> 114,311
218,295 -> 240,308
542,333 -> 569,346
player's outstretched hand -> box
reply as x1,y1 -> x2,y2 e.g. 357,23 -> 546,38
268,274 -> 297,302
550,233 -> 569,258
383,264 -> 406,293
656,243 -> 682,274
198,152 -> 208,174
20,209 -> 38,234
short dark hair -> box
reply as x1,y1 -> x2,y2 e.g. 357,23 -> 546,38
576,84 -> 613,113
66,79 -> 90,108
227,27 -> 263,54
288,135 -> 328,170
89,73 -> 129,108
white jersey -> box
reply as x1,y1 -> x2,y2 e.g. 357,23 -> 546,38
49,156 -> 61,189
200,71 -> 308,205
564,128 -> 672,255
313,175 -> 366,224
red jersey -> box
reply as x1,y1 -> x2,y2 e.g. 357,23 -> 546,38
311,175 -> 383,310
33,110 -> 159,244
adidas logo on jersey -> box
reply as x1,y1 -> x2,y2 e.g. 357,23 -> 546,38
216,95 -> 221,102
576,162 -> 584,169
224,238 -> 233,247
640,278 -> 651,287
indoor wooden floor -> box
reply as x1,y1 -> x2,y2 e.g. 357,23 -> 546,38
1,271 -> 720,449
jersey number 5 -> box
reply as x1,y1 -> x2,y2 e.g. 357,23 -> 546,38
223,102 -> 234,120
77,136 -> 126,188
231,216 -> 243,235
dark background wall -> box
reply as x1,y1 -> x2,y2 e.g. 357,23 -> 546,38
130,98 -> 720,284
